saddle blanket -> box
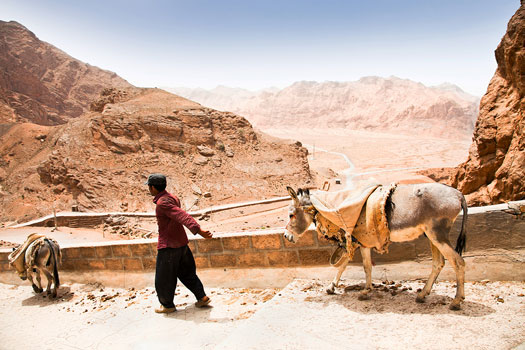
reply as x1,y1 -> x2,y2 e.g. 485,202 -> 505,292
310,178 -> 380,236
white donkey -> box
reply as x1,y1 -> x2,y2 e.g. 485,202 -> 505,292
284,183 -> 467,310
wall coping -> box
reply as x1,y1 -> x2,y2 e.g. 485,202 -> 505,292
9,196 -> 290,228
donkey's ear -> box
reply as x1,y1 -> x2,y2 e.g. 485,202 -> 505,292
287,186 -> 299,204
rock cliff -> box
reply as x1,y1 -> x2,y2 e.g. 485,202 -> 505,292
0,20 -> 134,125
452,4 -> 525,205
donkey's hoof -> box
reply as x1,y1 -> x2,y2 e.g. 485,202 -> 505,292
326,287 -> 335,295
415,296 -> 426,303
32,285 -> 43,293
449,302 -> 461,311
357,293 -> 371,301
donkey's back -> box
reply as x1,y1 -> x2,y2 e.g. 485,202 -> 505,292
386,183 -> 467,247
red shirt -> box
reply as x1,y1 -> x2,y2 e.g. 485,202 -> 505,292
153,190 -> 201,250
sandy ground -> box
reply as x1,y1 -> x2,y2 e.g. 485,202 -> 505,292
216,279 -> 525,350
0,281 -> 278,350
0,278 -> 523,350
264,127 -> 471,172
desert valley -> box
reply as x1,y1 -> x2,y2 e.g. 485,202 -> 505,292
0,2 -> 524,349
1,14 -> 522,225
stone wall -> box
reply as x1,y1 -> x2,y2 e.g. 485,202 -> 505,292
0,202 -> 523,275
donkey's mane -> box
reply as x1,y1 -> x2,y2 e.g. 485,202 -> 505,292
296,188 -> 312,206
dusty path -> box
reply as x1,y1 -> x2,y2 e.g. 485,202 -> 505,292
216,279 -> 525,350
0,278 -> 523,350
0,282 -> 278,350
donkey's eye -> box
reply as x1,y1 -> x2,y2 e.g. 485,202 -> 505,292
289,214 -> 296,220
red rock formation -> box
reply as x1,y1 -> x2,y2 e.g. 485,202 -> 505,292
452,4 -> 525,205
0,89 -> 312,221
0,21 -> 133,125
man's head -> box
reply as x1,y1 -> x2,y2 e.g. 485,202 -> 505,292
145,173 -> 167,195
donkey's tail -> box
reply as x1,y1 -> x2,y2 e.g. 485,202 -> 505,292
45,238 -> 60,288
455,195 -> 468,256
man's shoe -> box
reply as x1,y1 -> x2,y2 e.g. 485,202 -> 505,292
155,305 -> 176,314
195,296 -> 211,308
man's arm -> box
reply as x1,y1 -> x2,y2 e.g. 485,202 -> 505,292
159,200 -> 212,238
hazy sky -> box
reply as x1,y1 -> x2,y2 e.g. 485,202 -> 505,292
2,0 -> 520,96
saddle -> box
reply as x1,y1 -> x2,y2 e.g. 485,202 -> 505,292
310,178 -> 379,235
8,233 -> 46,275
25,238 -> 58,268
312,182 -> 397,261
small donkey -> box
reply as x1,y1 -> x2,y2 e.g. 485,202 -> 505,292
284,183 -> 467,310
11,237 -> 62,298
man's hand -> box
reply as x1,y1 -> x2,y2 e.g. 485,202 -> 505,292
199,229 -> 213,239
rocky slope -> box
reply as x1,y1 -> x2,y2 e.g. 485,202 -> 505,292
0,20 -> 134,125
0,88 -> 311,221
450,4 -> 525,205
169,77 -> 479,139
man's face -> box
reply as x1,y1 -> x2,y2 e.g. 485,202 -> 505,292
148,185 -> 156,196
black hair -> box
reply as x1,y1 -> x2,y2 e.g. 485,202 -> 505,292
152,183 -> 166,192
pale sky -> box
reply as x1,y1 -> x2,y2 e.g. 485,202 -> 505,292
2,0 -> 520,96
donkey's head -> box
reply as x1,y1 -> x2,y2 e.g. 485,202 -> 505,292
284,186 -> 316,243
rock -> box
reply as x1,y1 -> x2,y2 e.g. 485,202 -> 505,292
225,145 -> 234,157
0,21 -> 133,125
203,192 -> 212,198
193,155 -> 208,166
211,156 -> 222,167
191,184 -> 202,195
197,145 -> 215,157
451,4 -> 525,206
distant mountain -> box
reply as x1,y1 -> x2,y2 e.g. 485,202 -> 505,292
0,20 -> 134,125
168,77 -> 480,138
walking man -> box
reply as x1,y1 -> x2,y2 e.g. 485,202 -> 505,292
146,173 -> 212,314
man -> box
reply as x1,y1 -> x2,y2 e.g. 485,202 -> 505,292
146,173 -> 213,314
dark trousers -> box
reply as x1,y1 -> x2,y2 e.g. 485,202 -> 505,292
155,245 -> 206,308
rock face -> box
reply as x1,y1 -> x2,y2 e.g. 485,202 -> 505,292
0,89 -> 312,221
0,20 -> 134,125
169,77 -> 479,139
452,4 -> 525,205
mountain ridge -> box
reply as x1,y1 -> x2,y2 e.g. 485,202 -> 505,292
167,76 -> 480,139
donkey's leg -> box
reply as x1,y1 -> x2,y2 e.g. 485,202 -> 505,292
416,241 -> 444,303
432,241 -> 465,310
326,255 -> 349,294
426,221 -> 466,310
29,268 -> 43,293
358,247 -> 373,301
42,268 -> 54,296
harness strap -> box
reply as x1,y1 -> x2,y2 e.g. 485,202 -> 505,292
308,207 -> 361,260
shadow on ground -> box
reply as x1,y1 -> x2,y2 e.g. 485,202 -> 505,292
21,285 -> 74,307
301,282 -> 495,317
